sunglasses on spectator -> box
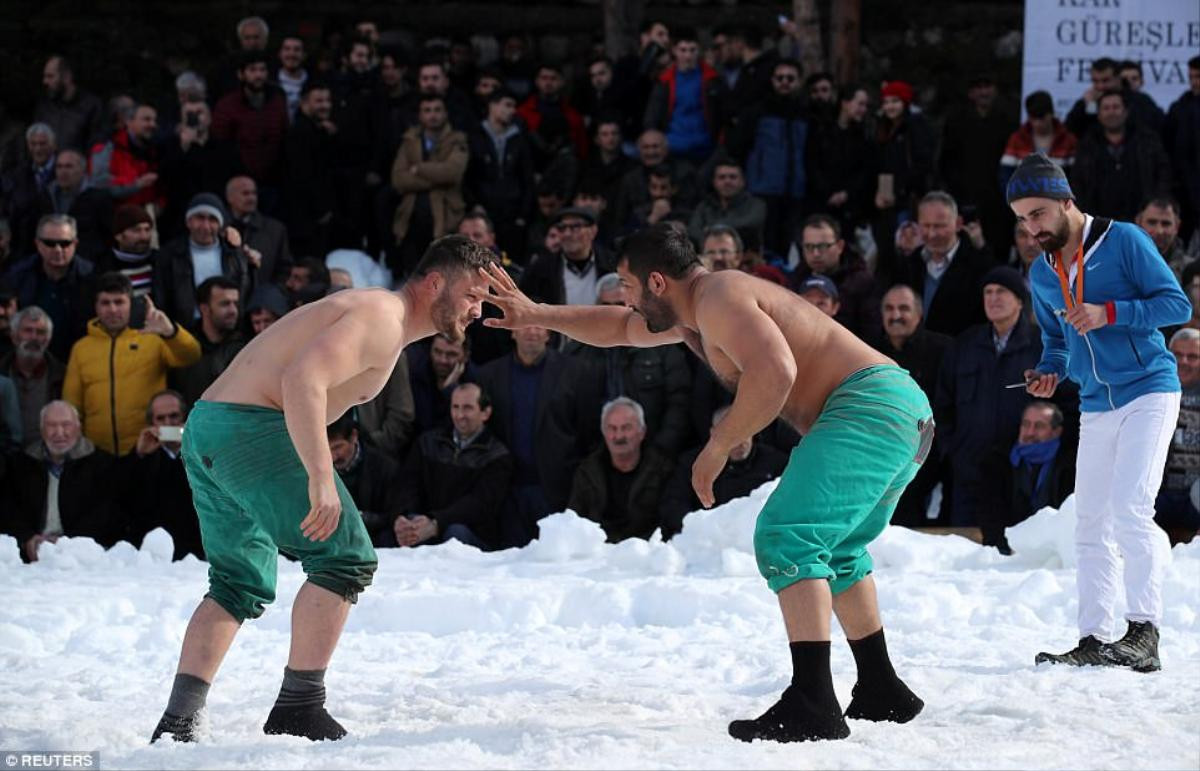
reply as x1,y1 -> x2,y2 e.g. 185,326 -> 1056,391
38,238 -> 75,248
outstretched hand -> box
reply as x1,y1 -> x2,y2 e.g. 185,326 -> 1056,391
478,262 -> 545,330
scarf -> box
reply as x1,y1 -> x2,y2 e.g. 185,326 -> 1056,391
1009,437 -> 1060,496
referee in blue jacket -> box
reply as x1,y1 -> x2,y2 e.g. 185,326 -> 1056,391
1007,152 -> 1191,672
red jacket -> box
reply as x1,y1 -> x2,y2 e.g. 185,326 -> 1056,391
516,95 -> 589,160
1000,119 -> 1077,170
212,88 -> 289,184
89,128 -> 164,209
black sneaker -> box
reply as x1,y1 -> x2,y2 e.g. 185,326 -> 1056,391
1034,635 -> 1111,667
728,685 -> 850,743
263,704 -> 347,741
845,677 -> 924,723
1102,621 -> 1161,673
150,711 -> 202,744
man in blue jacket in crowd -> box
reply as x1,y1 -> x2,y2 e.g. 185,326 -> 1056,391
1008,153 -> 1191,673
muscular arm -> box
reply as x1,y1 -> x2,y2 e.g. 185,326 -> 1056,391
481,263 -> 682,347
539,303 -> 683,348
280,309 -> 396,484
697,290 -> 797,451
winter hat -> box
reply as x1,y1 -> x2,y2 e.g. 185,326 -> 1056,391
880,80 -> 914,105
981,265 -> 1029,305
112,203 -> 152,234
1005,152 -> 1073,205
185,193 -> 226,227
799,274 -> 839,302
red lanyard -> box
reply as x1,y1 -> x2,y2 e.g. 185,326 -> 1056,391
1052,242 -> 1084,309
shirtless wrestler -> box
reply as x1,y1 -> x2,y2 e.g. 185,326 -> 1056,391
150,234 -> 494,743
482,223 -> 932,743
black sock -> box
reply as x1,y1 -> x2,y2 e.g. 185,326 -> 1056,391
164,673 -> 210,718
789,640 -> 836,694
274,667 -> 326,710
848,628 -> 897,684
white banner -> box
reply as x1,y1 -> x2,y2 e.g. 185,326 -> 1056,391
1022,1 -> 1200,120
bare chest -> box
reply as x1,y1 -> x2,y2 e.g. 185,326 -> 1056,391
327,366 -> 393,416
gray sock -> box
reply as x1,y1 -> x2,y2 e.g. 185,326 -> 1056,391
164,673 -> 211,718
274,667 -> 326,709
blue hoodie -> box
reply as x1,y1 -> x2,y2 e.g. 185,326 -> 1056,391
1030,216 -> 1191,412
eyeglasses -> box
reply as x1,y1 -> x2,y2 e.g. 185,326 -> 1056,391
38,238 -> 75,249
802,242 -> 837,253
773,75 -> 798,83
559,222 -> 590,231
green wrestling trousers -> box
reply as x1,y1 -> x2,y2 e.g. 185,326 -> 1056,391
754,365 -> 934,595
181,401 -> 377,622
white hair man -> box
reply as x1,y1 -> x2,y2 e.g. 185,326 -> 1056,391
566,396 -> 674,543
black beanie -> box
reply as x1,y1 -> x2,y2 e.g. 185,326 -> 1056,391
981,265 -> 1029,305
1005,152 -> 1073,204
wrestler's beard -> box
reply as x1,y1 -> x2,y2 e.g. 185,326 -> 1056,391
431,288 -> 466,344
637,292 -> 677,333
1036,214 -> 1071,253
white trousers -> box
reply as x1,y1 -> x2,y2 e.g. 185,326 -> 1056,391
1073,390 -> 1180,639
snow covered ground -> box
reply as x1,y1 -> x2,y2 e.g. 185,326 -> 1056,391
1,489 -> 1197,770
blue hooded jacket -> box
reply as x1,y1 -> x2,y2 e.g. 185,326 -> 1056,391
1030,216 -> 1191,412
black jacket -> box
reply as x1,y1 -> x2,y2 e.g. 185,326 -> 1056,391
871,327 -> 952,403
2,439 -> 121,561
570,343 -> 694,457
805,117 -> 876,225
893,239 -> 995,338
466,124 -> 535,225
158,136 -> 242,242
4,253 -> 97,361
476,349 -> 585,512
170,323 -> 245,406
659,442 -> 787,539
118,447 -> 203,560
398,426 -> 513,548
1072,126 -> 1172,222
518,247 -> 617,307
337,442 -> 405,543
231,210 -> 292,286
284,113 -> 337,241
567,445 -> 675,542
153,236 -> 251,326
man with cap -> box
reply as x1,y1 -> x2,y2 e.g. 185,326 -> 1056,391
154,192 -> 251,325
519,206 -> 616,308
935,265 -> 1059,548
1008,152 -> 1191,671
798,275 -> 839,319
94,203 -> 158,301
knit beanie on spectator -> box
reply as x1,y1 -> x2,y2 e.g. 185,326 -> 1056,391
113,203 -> 153,235
981,265 -> 1029,306
880,80 -> 914,105
1005,152 -> 1073,205
185,193 -> 226,227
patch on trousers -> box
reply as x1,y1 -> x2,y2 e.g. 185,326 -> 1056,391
914,418 -> 935,466
764,564 -> 801,578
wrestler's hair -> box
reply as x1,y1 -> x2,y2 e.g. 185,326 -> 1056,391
616,222 -> 701,283
411,234 -> 496,280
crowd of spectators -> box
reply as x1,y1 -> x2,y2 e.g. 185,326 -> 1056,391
1,15 -> 1198,563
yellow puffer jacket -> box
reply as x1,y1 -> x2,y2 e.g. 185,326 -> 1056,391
63,319 -> 201,456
